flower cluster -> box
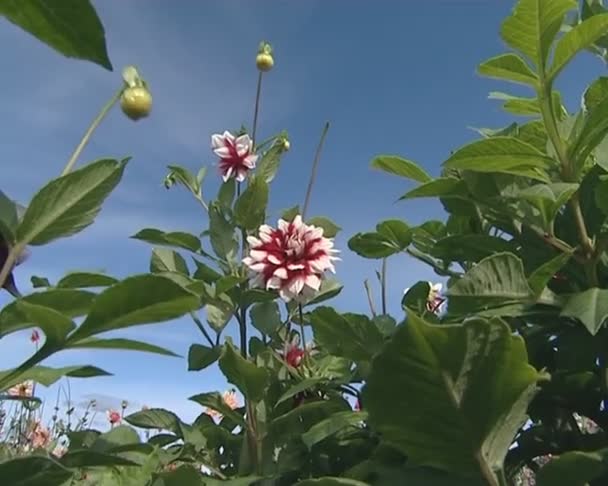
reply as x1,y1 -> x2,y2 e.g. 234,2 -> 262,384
244,215 -> 339,302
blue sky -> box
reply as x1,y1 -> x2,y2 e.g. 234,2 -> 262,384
0,1 -> 604,424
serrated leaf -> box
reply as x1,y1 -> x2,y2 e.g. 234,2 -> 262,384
17,159 -> 127,246
218,341 -> 270,402
370,155 -> 432,183
477,53 -> 538,86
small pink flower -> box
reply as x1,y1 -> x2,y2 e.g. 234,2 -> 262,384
106,409 -> 121,425
212,130 -> 258,182
7,380 -> 33,398
285,343 -> 305,368
29,421 -> 50,448
243,215 -> 339,302
51,444 -> 68,458
30,329 -> 40,343
205,389 -> 240,420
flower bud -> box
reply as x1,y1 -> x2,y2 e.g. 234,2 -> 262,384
120,65 -> 152,121
256,41 -> 274,72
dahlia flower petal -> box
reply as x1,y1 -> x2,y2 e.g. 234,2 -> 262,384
305,274 -> 321,291
273,267 -> 288,279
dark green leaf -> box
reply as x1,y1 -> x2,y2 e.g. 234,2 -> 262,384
376,220 -> 412,250
218,341 -> 270,402
192,258 -> 221,283
30,275 -> 51,288
132,228 -> 201,253
0,0 -> 112,70
431,235 -> 513,262
234,176 -> 269,230
400,178 -> 467,200
296,478 -> 369,486
527,251 -> 572,296
370,155 -> 432,183
307,216 -> 341,238
188,344 -> 221,371
250,301 -> 282,335
276,377 -> 327,405
0,364 -> 111,390
561,288 -> 608,335
208,203 -> 237,261
348,233 -> 398,259
0,455 -> 73,485
257,138 -> 288,183
304,278 -> 344,307
536,448 -> 608,486
217,179 -> 236,209
150,248 -> 189,275
60,450 -> 139,468
301,410 -> 367,449
124,408 -> 183,435
67,337 -> 179,357
164,165 -> 200,196
56,271 -> 117,288
189,391 -> 245,426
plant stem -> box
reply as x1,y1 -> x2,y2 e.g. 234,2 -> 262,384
251,71 -> 263,148
302,122 -> 330,219
61,86 -> 123,176
189,312 -> 215,347
364,279 -> 377,317
298,303 -> 307,351
380,258 -> 387,315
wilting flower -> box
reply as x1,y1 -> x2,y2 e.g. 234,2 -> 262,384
30,329 -> 40,344
243,215 -> 339,302
106,409 -> 121,426
404,282 -> 445,314
29,421 -> 50,448
7,380 -> 33,398
211,131 -> 258,182
205,389 -> 240,420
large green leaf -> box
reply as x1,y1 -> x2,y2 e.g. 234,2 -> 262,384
309,307 -> 384,362
188,344 -> 221,371
0,364 -> 110,391
0,288 -> 94,337
66,337 -> 179,357
431,235 -> 513,262
399,178 -> 467,200
189,391 -> 245,426
550,14 -> 608,80
301,410 -> 367,449
124,408 -> 183,436
536,448 -> 608,485
56,271 -> 118,288
500,0 -> 576,67
348,232 -> 398,259
16,159 -> 127,246
443,137 -> 552,176
477,53 -> 539,86
0,0 -> 112,70
132,228 -> 201,253
370,155 -> 432,183
218,341 -> 270,402
561,287 -> 608,335
307,216 -> 341,238
69,274 -> 199,340
256,137 -> 288,183
150,248 -> 189,275
234,176 -> 269,231
0,455 -> 73,485
364,313 -> 545,478
208,203 -> 237,261
250,300 -> 282,335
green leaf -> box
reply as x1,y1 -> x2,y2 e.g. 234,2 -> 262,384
348,232 -> 397,259
0,289 -> 94,337
218,341 -> 270,402
208,203 -> 237,261
59,450 -> 139,468
376,220 -> 412,250
217,178 -> 236,209
447,253 -> 534,314
0,0 -> 112,70
56,271 -> 117,288
584,76 -> 608,111
150,248 -> 189,275
431,235 -> 513,262
70,274 -> 199,341
30,275 -> 51,288
257,138 -> 288,183
124,408 -> 183,435
189,392 -> 245,426
67,337 -> 179,357
536,448 -> 608,486
527,251 -> 572,296
477,53 -> 538,86
402,281 -> 432,314
16,301 -> 75,347
443,137 -> 552,176
152,465 -> 206,486
188,344 -> 221,371
234,176 -> 269,230
164,165 -> 200,196
364,313 -> 545,478
400,178 -> 467,200
91,425 -> 140,451
301,410 -> 367,449
571,88 -> 608,163
370,155 -> 432,183
0,189 -> 20,242
310,307 -> 384,362
201,476 -> 263,486
296,479 -> 369,486
132,228 -> 201,253
305,278 -> 344,307
550,14 -> 608,80
276,377 -> 327,405
0,364 -> 111,390
205,300 -> 234,332
500,0 -> 576,67
307,216 -> 341,238
192,259 -> 221,283
0,455 -> 73,485
250,301 -> 282,335
16,158 -> 127,246
561,288 -> 608,335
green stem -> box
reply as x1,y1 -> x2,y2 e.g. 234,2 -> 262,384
302,122 -> 330,219
189,312 -> 215,347
251,71 -> 263,148
298,303 -> 307,352
61,87 -> 123,176
380,258 -> 387,315
363,279 -> 377,317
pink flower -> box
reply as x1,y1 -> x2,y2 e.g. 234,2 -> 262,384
243,215 -> 339,302
354,399 -> 361,411
51,444 -> 68,458
205,389 -> 240,420
285,344 -> 305,368
29,421 -> 50,448
212,131 -> 258,182
106,409 -> 121,425
30,329 -> 40,343
7,381 -> 33,398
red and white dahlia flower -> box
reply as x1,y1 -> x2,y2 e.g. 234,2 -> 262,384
243,215 -> 339,302
211,130 -> 258,182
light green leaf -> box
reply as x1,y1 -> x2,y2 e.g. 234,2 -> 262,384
234,176 -> 269,230
364,313 -> 545,478
400,178 -> 467,200
571,89 -> 608,163
488,92 -> 540,116
164,165 -> 200,196
150,248 -> 189,275
257,137 -> 288,183
0,0 -> 112,70
561,287 -> 608,335
536,448 -> 608,486
550,14 -> 608,80
217,178 -> 236,209
307,216 -> 341,238
583,76 -> 608,112
370,155 -> 432,183
500,0 -> 576,67
250,301 -> 282,335
301,410 -> 367,449
56,271 -> 118,288
66,337 -> 179,357
70,274 -> 199,341
0,189 -> 20,242
132,228 -> 201,253
187,344 -> 221,371
17,158 -> 127,246
218,341 -> 270,402
205,300 -> 233,332
477,53 -> 538,86
208,203 -> 237,261
15,301 -> 75,347
304,278 -> 344,307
